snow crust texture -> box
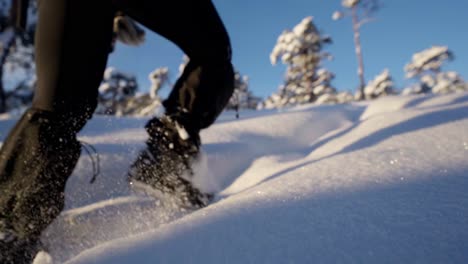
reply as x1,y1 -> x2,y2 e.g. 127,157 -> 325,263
1,92 -> 467,263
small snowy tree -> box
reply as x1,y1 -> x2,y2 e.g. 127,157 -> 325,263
362,69 -> 396,99
403,46 -> 466,94
264,16 -> 333,109
226,71 -> 261,112
332,0 -> 380,100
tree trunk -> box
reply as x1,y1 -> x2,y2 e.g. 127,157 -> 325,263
351,6 -> 366,100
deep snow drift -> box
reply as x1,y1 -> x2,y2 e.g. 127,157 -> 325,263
1,92 -> 467,263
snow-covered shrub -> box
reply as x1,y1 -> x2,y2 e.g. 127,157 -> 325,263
363,69 -> 396,99
404,46 -> 466,95
431,71 -> 466,94
404,71 -> 467,95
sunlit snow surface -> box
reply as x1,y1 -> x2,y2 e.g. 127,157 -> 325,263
1,92 -> 467,263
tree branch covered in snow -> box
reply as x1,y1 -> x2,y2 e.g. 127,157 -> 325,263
404,46 -> 453,78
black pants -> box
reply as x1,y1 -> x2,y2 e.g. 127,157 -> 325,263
33,0 -> 234,133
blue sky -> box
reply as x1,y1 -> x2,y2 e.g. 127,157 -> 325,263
108,0 -> 468,98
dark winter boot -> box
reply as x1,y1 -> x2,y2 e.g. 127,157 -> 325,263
0,108 -> 81,263
128,115 -> 212,209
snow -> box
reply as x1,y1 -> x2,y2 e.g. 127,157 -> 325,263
342,0 -> 360,8
32,252 -> 53,264
332,11 -> 344,21
270,17 -> 319,66
1,92 -> 468,263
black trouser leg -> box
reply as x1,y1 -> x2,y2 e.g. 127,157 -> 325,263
33,0 -> 115,132
1,1 -> 234,257
115,0 -> 235,133
1,1 -> 115,261
0,109 -> 82,263
33,0 -> 234,133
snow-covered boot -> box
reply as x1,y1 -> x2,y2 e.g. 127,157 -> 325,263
128,115 -> 212,209
0,108 -> 81,263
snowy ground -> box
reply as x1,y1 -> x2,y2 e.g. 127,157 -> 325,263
1,92 -> 468,263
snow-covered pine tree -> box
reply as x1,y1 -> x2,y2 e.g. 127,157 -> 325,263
311,68 -> 338,104
362,69 -> 396,99
226,71 -> 261,111
308,69 -> 356,105
97,67 -> 138,116
403,46 -> 466,94
263,16 -> 334,109
0,0 -> 37,113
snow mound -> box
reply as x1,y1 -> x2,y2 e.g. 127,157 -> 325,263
1,92 -> 467,263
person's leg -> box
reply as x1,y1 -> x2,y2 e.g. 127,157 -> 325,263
120,0 -> 234,207
34,0 -> 115,129
0,0 -> 115,262
115,0 -> 234,134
